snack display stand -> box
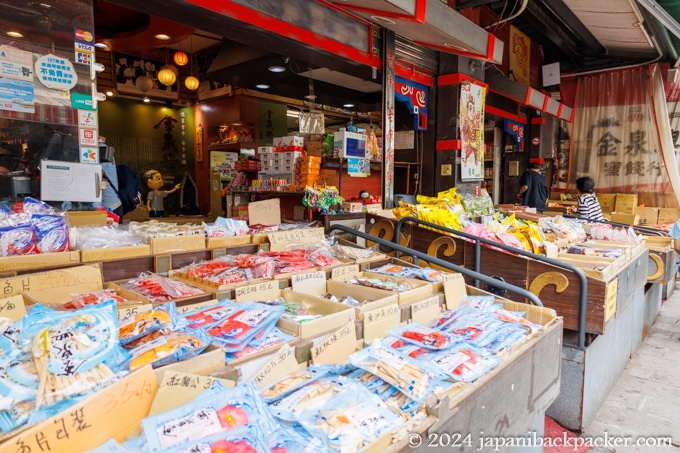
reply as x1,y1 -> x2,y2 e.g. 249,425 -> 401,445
362,213 -> 666,432
0,221 -> 563,453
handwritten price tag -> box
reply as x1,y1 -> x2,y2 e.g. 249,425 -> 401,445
0,294 -> 26,321
411,295 -> 441,325
292,271 -> 326,295
443,272 -> 466,310
362,303 -> 400,342
117,303 -> 152,321
311,321 -> 356,364
331,264 -> 360,281
176,300 -> 219,315
0,264 -> 101,297
252,344 -> 298,388
248,199 -> 281,226
235,280 -> 279,302
268,228 -> 326,251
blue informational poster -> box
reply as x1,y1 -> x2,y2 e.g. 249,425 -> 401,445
347,158 -> 370,177
0,78 -> 35,113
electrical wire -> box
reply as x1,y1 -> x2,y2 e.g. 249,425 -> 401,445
486,0 -> 528,30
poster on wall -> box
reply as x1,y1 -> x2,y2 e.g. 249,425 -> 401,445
509,25 -> 531,86
35,54 -> 77,90
0,78 -> 35,113
460,82 -> 485,181
0,45 -> 33,82
347,158 -> 370,177
114,51 -> 178,100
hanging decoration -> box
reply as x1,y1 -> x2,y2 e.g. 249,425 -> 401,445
184,36 -> 199,91
158,64 -> 177,86
302,185 -> 344,214
459,81 -> 485,181
173,51 -> 188,66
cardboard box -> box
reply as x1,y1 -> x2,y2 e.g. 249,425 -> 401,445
306,141 -> 323,156
65,210 -> 108,226
596,193 -> 617,213
276,289 -> 356,339
658,207 -> 680,225
633,206 -> 659,225
1,263 -> 103,299
0,250 -> 81,272
79,244 -> 151,262
149,233 -> 206,254
0,366 -> 157,453
342,202 -> 363,213
609,211 -> 640,225
330,271 -> 433,305
614,193 -> 638,214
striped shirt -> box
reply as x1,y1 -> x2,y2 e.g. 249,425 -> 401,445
577,193 -> 605,221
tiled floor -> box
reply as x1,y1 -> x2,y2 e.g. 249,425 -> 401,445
548,282 -> 680,452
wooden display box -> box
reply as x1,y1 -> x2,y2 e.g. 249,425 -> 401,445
0,250 -> 81,272
149,234 -> 206,254
614,193 -> 638,214
107,277 -> 213,308
64,210 -> 108,226
330,270 -> 434,305
658,207 -> 680,225
205,234 -> 251,249
276,289 -> 357,339
79,244 -> 151,262
596,193 -> 617,214
634,207 -> 659,225
170,270 -> 272,299
609,212 -> 639,225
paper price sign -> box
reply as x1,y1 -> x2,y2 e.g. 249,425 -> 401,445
292,271 -> 326,294
312,321 -> 357,364
117,304 -> 152,321
235,281 -> 279,302
443,272 -> 466,310
268,228 -> 325,251
331,264 -> 360,281
411,295 -> 441,325
252,344 -> 298,388
363,304 -> 400,342
0,295 -> 26,321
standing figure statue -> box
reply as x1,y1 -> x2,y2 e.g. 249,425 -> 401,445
143,169 -> 180,218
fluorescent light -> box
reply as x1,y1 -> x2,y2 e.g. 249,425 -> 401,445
268,66 -> 285,73
255,84 -> 270,89
286,110 -> 300,117
343,103 -> 354,108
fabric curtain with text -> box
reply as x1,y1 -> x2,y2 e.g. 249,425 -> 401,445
569,64 -> 680,207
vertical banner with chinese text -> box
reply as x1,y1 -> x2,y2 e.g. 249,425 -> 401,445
460,82 -> 485,181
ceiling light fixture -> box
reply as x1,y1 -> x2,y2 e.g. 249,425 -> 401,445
286,110 -> 300,117
6,31 -> 23,38
255,83 -> 270,89
105,91 -> 114,96
154,34 -> 171,40
94,42 -> 109,49
268,66 -> 285,73
143,96 -> 150,103
158,49 -> 177,87
343,103 -> 354,108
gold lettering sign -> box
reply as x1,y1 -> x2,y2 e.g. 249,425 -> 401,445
528,271 -> 569,297
421,236 -> 457,272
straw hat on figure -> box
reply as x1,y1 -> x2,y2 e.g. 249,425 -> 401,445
143,169 -> 180,218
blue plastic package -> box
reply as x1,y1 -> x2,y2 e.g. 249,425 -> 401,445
388,322 -> 455,350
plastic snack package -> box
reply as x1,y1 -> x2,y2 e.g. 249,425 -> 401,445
68,288 -> 126,310
261,365 -> 333,403
0,350 -> 38,411
298,380 -> 404,453
29,301 -> 129,407
268,377 -> 349,422
22,197 -> 54,215
0,317 -> 22,357
126,328 -> 211,371
122,272 -> 205,303
165,425 -> 268,453
180,299 -> 243,330
425,343 -> 502,382
388,323 -> 454,350
0,222 -> 37,256
69,225 -> 146,250
32,214 -> 69,253
142,381 -> 277,452
85,439 -> 133,453
118,302 -> 179,344
348,340 -> 443,402
206,302 -> 285,350
224,327 -> 295,361
267,424 -> 327,453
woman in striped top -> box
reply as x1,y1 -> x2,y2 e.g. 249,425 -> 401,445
576,176 -> 605,221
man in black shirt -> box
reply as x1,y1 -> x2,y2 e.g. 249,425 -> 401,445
517,162 -> 549,212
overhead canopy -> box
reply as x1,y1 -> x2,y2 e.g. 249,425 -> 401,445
325,0 -> 504,64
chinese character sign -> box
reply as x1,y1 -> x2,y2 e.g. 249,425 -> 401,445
509,25 -> 531,86
460,82 -> 485,181
570,65 -> 679,206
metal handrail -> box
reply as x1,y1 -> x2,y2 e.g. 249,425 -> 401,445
392,217 -> 588,349
325,224 -> 544,308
